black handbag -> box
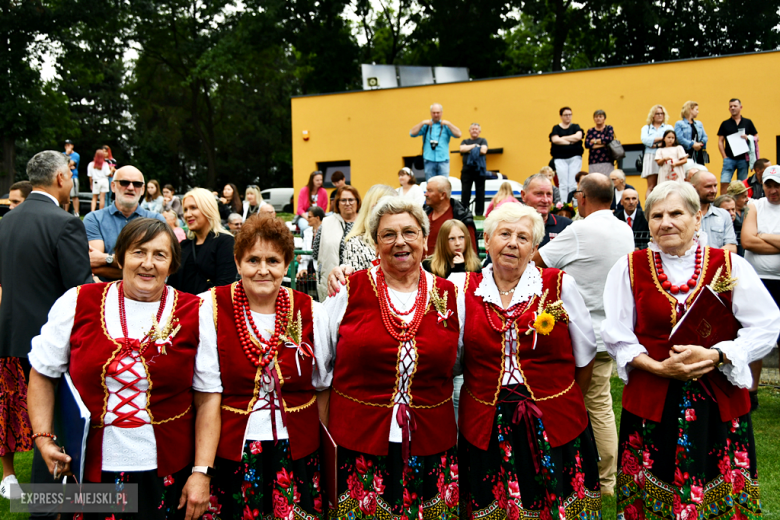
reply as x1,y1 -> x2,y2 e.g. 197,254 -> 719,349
609,139 -> 626,160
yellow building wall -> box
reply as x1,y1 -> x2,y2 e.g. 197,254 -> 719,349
292,51 -> 780,206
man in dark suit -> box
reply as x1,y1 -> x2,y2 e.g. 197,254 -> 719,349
615,188 -> 649,249
609,169 -> 640,213
0,150 -> 91,509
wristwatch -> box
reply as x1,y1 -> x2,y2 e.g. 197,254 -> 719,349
105,254 -> 114,266
712,348 -> 725,368
192,466 -> 216,477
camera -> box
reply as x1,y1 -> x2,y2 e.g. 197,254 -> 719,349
430,140 -> 439,150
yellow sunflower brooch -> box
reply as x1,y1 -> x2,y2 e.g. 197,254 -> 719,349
533,312 -> 556,335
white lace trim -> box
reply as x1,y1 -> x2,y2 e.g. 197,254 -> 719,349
614,342 -> 649,384
716,341 -> 753,389
474,263 -> 543,308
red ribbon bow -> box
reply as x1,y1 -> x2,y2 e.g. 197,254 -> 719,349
395,403 -> 418,465
437,309 -> 453,324
118,338 -> 143,355
511,398 -> 544,472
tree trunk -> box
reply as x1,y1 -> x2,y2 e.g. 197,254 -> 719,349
551,0 -> 568,71
190,81 -> 218,189
0,135 -> 14,196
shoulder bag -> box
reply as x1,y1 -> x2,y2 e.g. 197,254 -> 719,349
608,139 -> 626,161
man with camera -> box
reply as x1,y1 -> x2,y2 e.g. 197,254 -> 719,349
410,103 -> 462,181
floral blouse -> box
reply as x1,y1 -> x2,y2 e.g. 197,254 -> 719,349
585,125 -> 615,164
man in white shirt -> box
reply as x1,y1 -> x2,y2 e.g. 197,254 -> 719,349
532,173 -> 634,497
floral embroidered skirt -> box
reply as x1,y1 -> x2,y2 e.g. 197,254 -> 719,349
616,379 -> 760,520
329,443 -> 459,520
459,385 -> 602,520
209,439 -> 323,520
68,465 -> 190,520
0,357 -> 32,456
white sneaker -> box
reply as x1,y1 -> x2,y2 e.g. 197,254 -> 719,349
0,474 -> 20,500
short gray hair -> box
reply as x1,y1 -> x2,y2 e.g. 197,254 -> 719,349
522,173 -> 551,192
645,182 -> 700,217
427,176 -> 452,199
484,203 -> 545,247
27,151 -> 69,187
610,169 -> 626,181
368,196 -> 430,243
714,194 -> 735,208
228,213 -> 243,223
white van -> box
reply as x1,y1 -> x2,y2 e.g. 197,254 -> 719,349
261,188 -> 295,212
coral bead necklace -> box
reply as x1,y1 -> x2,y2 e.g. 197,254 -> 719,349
484,297 -> 533,334
376,267 -> 428,342
654,246 -> 701,295
117,281 -> 168,356
233,281 -> 290,368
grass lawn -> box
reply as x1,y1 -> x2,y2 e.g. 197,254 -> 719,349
0,381 -> 778,519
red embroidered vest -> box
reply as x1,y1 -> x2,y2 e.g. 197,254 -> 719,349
69,282 -> 200,483
627,247 -> 749,422
460,268 -> 588,450
329,270 -> 459,456
212,284 -> 319,461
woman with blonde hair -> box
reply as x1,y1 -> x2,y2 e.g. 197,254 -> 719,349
485,181 -> 520,216
242,185 -> 262,220
640,104 -> 673,198
423,219 -> 482,282
342,184 -> 398,271
674,100 -> 708,166
168,188 -> 237,294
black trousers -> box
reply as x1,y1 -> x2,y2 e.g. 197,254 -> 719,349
461,168 -> 486,216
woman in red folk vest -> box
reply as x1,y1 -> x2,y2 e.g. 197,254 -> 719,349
28,218 -> 222,520
206,215 -> 331,519
458,203 -> 601,520
325,196 -> 461,519
602,181 -> 780,520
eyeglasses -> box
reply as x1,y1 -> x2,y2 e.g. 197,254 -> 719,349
116,180 -> 145,189
379,229 -> 422,244
572,190 -> 584,197
340,199 -> 357,205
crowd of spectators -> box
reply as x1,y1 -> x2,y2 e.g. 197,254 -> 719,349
0,94 -> 775,520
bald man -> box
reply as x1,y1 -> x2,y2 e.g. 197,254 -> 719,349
259,203 -> 277,218
690,169 -> 737,253
424,176 -> 477,255
410,103 -> 462,181
83,165 -> 166,280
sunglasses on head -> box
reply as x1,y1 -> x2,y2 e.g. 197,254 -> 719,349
116,180 -> 145,189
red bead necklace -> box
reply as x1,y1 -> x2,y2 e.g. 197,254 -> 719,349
654,246 -> 702,295
376,267 -> 428,342
484,297 -> 533,334
117,281 -> 168,355
233,281 -> 290,368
